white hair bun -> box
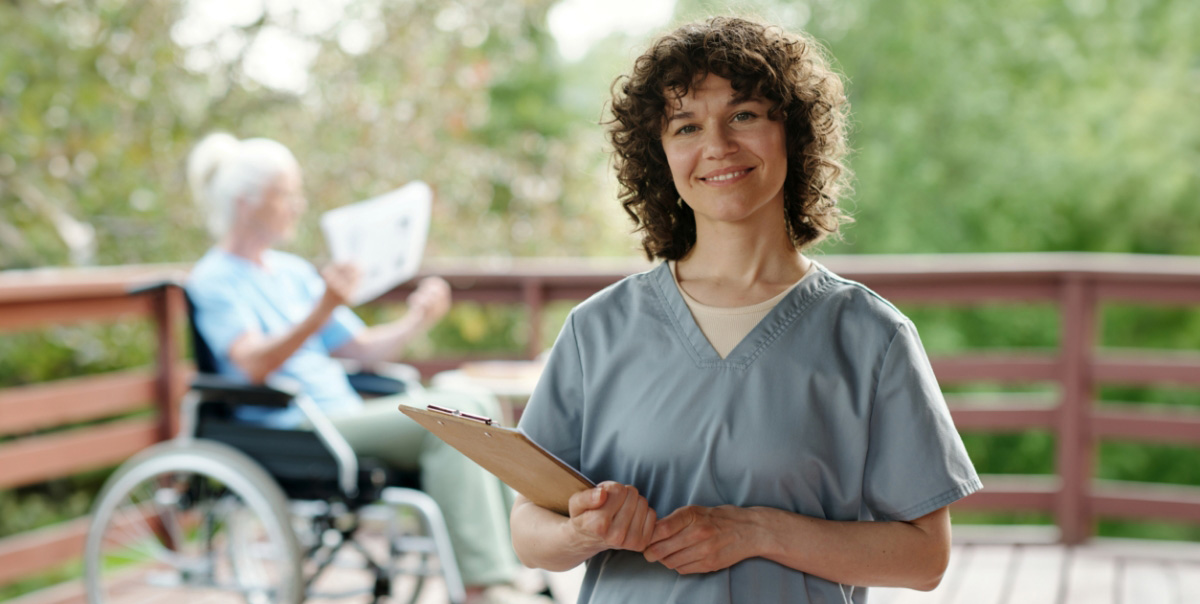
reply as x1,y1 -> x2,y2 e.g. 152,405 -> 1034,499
187,132 -> 240,207
186,132 -> 299,238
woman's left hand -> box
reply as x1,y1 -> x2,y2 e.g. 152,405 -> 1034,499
407,277 -> 452,328
642,505 -> 767,574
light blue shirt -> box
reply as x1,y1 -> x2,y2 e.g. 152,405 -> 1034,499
518,262 -> 982,604
186,248 -> 366,427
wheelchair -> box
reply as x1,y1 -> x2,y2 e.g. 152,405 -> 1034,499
83,284 -> 467,604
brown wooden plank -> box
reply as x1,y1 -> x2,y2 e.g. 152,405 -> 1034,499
0,296 -> 153,333
931,354 -> 1060,383
869,281 -> 1060,303
1094,353 -> 1200,387
1093,404 -> 1200,445
0,516 -> 90,586
0,506 -> 167,596
1095,281 -> 1200,305
955,474 -> 1058,512
1091,481 -> 1200,524
4,579 -> 86,604
0,266 -> 185,305
1058,277 -> 1097,545
0,370 -> 156,436
0,419 -> 159,489
950,404 -> 1057,432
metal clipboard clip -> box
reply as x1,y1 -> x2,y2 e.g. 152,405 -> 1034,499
427,404 -> 493,426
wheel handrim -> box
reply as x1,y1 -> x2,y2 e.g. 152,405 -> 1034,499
85,449 -> 299,604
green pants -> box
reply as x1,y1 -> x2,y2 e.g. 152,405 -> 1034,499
326,388 -> 520,586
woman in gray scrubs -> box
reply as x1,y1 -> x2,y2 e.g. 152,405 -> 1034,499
511,16 -> 981,604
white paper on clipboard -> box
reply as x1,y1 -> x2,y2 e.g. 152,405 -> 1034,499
319,181 -> 432,306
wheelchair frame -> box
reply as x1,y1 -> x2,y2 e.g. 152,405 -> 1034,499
83,282 -> 467,604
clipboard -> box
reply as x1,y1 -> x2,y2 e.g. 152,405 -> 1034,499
399,404 -> 594,516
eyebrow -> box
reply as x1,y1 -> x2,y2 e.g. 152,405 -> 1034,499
665,96 -> 762,123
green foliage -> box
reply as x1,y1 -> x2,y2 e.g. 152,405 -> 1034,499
0,0 -> 637,272
672,0 -> 1200,256
0,321 -> 156,388
896,304 -> 1061,353
961,431 -> 1057,475
2,2 -> 1200,590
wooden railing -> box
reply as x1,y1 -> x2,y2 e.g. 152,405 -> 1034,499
2,253 -> 1200,589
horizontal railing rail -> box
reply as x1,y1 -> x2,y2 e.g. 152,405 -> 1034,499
1,252 -> 1199,589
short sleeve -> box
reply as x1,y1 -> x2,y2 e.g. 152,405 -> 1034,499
518,312 -> 585,473
320,306 -> 366,352
863,321 -> 982,521
187,278 -> 260,358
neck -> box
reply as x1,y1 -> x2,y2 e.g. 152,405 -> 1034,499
677,219 -> 807,289
220,230 -> 273,266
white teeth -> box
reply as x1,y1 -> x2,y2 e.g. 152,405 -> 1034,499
706,170 -> 746,182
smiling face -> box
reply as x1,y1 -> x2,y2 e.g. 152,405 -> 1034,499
661,73 -> 788,232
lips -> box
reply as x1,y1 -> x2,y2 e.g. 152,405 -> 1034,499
699,167 -> 754,182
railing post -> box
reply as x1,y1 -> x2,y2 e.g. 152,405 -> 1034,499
1058,275 -> 1096,544
523,277 -> 545,360
152,286 -> 184,441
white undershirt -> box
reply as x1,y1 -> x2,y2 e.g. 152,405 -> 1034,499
670,260 -> 819,359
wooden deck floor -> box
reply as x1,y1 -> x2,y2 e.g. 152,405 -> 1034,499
873,530 -> 1200,604
14,530 -> 1200,604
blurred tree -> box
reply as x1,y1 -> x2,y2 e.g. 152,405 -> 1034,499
0,0 -> 638,273
672,0 -> 1200,255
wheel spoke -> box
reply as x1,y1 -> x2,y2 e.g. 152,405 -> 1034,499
85,444 -> 300,604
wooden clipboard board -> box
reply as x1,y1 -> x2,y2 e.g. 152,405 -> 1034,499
399,404 -> 594,515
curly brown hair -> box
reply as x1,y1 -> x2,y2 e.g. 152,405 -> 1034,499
607,16 -> 852,260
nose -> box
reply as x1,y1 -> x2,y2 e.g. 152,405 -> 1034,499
702,125 -> 738,159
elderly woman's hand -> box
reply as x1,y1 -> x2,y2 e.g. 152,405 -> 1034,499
568,481 -> 658,554
320,262 -> 361,308
406,276 -> 452,328
643,505 -> 767,574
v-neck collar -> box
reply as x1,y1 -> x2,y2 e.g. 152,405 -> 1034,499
646,260 -> 836,369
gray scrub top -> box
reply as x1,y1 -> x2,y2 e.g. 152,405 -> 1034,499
518,262 -> 982,604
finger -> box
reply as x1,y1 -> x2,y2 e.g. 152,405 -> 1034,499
673,561 -> 711,575
604,487 -> 641,546
568,487 -> 607,517
658,539 -> 708,572
640,504 -> 658,545
645,526 -> 690,566
626,495 -> 651,547
619,494 -> 651,551
648,508 -> 690,545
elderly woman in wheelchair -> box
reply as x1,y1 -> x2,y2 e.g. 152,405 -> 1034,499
83,134 -> 550,604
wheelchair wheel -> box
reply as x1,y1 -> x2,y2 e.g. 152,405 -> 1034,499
84,440 -> 302,604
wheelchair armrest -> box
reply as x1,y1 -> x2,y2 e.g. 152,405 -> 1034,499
190,373 -> 296,407
337,359 -> 424,394
346,372 -> 408,396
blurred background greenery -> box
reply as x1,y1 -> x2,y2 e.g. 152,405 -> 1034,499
1,0 -> 1199,595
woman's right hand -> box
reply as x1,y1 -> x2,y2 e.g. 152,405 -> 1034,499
320,262 -> 361,308
568,481 -> 658,553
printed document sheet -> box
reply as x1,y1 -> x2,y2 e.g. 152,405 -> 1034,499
320,181 -> 432,305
